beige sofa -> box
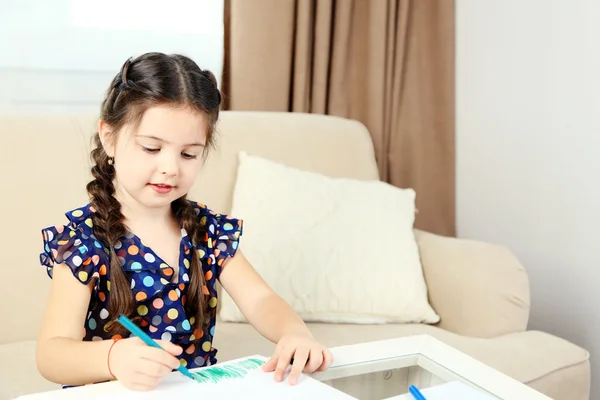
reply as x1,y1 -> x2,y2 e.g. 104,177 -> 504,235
0,111 -> 590,400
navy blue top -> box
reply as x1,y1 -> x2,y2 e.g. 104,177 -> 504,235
40,200 -> 243,370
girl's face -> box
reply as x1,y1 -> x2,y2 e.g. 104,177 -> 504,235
101,105 -> 208,211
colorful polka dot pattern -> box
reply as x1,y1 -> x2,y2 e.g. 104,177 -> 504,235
40,200 -> 243,370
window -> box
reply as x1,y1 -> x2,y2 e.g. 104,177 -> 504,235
0,0 -> 224,114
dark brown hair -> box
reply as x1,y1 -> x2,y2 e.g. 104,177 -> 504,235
86,52 -> 221,337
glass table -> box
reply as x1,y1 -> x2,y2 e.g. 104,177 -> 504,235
311,334 -> 552,399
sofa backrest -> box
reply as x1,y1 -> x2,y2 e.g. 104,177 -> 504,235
0,110 -> 379,343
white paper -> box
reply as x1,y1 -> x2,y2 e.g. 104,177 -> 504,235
95,355 -> 356,400
15,356 -> 355,400
99,370 -> 354,400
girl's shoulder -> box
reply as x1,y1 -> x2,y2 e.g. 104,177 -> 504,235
41,203 -> 97,239
39,203 -> 108,285
186,200 -> 243,231
186,200 -> 243,264
64,203 -> 96,226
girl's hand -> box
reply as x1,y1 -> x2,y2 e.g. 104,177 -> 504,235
261,334 -> 334,385
108,337 -> 183,391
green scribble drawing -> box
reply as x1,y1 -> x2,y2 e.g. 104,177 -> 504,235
191,357 -> 266,384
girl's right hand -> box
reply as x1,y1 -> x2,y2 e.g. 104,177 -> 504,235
108,337 -> 183,391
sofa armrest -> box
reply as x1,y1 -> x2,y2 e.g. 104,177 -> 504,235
415,229 -> 530,338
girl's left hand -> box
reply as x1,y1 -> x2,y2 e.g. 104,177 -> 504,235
261,334 -> 334,385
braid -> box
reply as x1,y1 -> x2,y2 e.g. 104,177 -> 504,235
86,133 -> 137,336
172,197 -> 208,337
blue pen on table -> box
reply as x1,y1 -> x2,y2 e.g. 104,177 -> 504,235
408,384 -> 427,400
116,314 -> 197,381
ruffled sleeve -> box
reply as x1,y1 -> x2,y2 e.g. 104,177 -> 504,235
211,212 -> 243,267
191,201 -> 243,270
40,204 -> 108,285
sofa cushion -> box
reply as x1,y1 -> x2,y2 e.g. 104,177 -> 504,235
0,340 -> 59,399
219,152 -> 439,325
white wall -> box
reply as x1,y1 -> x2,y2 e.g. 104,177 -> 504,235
457,0 -> 600,397
0,0 -> 224,114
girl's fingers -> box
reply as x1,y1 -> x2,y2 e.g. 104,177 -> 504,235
140,347 -> 182,370
137,359 -> 173,378
317,348 -> 334,371
262,343 -> 282,372
155,340 -> 183,356
288,348 -> 310,385
303,349 -> 323,373
274,347 -> 295,382
262,355 -> 279,372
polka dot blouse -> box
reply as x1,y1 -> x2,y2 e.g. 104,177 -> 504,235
39,200 -> 243,370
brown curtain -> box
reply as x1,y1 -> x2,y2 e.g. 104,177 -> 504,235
222,0 -> 455,237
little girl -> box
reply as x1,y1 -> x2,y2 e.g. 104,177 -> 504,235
36,52 -> 332,391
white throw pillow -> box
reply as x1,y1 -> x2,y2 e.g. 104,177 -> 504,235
219,152 -> 440,324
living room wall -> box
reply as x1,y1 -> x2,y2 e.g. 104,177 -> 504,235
456,0 -> 599,397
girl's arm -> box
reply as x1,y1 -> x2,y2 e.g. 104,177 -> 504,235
218,250 -> 312,342
219,249 -> 333,386
36,264 -> 181,389
36,263 -> 116,385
